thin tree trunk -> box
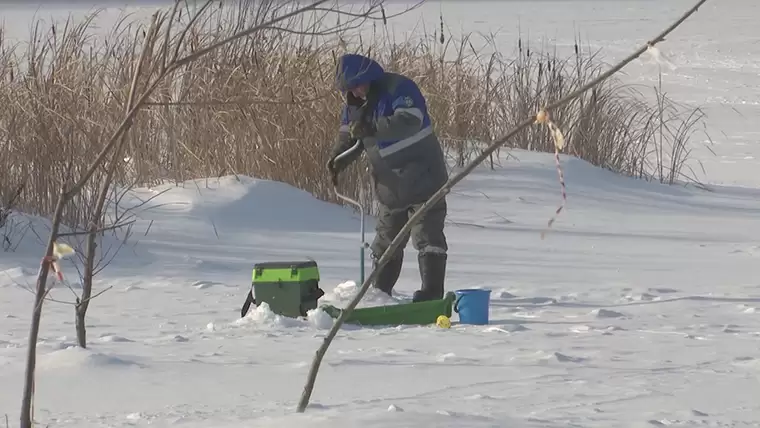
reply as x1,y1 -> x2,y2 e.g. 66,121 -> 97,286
295,0 -> 709,413
76,12 -> 157,349
20,188 -> 65,428
75,304 -> 87,348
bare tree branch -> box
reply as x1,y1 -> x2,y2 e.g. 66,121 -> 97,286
18,1 -> 391,425
14,279 -> 113,307
295,0 -> 709,413
171,0 -> 332,70
57,219 -> 137,238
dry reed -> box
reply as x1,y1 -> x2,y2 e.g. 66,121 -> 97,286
0,4 -> 704,229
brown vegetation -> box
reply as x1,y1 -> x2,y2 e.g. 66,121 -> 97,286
0,4 -> 705,228
7,2 -> 395,426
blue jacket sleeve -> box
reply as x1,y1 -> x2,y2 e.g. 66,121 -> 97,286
372,79 -> 426,142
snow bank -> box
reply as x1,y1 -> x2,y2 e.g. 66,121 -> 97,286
321,280 -> 402,307
37,346 -> 142,372
0,266 -> 38,288
181,408 -> 551,428
233,301 -> 334,330
126,175 -> 372,235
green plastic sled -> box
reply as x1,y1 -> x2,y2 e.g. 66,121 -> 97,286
320,291 -> 456,326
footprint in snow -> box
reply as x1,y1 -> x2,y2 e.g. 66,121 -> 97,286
648,287 -> 679,294
511,296 -> 557,305
192,280 -> 221,289
535,351 -> 588,364
146,335 -> 190,344
733,356 -> 754,362
435,352 -> 481,363
552,352 -> 588,363
464,394 -> 497,400
740,245 -> 760,256
592,308 -> 627,319
98,334 -> 134,343
722,324 -> 741,333
494,290 -> 517,299
484,324 -> 529,333
619,292 -> 659,303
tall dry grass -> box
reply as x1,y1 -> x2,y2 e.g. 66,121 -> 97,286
0,5 -> 705,229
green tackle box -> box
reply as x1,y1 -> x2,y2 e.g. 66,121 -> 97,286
240,260 -> 325,319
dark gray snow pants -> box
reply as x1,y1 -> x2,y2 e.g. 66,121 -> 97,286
370,197 -> 448,261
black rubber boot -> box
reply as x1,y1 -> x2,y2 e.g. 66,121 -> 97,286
372,253 -> 404,296
412,252 -> 447,302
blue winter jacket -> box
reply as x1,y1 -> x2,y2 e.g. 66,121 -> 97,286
331,54 -> 448,209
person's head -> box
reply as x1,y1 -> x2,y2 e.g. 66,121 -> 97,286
335,54 -> 384,100
349,83 -> 370,100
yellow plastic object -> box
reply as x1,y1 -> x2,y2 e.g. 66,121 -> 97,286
436,315 -> 451,329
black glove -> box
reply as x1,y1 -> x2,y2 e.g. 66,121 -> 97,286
326,157 -> 339,186
348,116 -> 376,140
346,92 -> 365,107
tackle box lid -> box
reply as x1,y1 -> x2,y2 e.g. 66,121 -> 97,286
252,260 -> 319,282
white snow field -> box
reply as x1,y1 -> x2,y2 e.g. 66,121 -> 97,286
3,0 -> 760,427
5,152 -> 760,428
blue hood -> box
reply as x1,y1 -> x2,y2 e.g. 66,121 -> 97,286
335,54 -> 385,92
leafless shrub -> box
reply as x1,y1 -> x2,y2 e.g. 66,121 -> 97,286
59,183 -> 161,349
9,1 -> 405,427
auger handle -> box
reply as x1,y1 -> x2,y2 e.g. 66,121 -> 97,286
333,140 -> 367,285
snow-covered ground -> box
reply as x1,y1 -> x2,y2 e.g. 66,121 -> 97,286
3,0 -> 760,427
4,150 -> 760,427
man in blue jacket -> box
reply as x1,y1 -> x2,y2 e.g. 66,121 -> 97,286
327,53 -> 449,303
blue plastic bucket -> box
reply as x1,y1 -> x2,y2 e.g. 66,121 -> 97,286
453,288 -> 492,325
